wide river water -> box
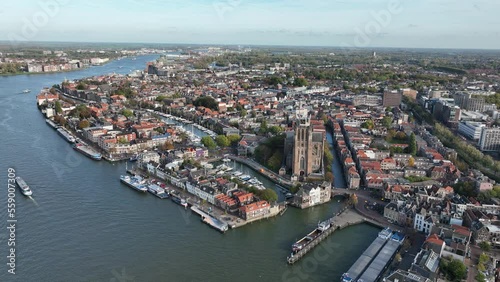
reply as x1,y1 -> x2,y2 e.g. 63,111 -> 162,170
0,55 -> 379,282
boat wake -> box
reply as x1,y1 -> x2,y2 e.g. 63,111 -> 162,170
29,196 -> 39,206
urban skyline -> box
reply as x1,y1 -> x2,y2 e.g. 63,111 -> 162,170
2,0 -> 500,49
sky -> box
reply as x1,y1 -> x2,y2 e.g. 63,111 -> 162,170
1,0 -> 499,49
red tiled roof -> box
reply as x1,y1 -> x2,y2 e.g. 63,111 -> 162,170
426,234 -> 444,246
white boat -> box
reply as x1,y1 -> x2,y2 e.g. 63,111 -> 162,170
15,177 -> 33,196
147,184 -> 169,199
120,175 -> 147,192
239,174 -> 251,181
57,128 -> 76,143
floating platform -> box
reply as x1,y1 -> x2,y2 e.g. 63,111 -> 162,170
190,206 -> 228,233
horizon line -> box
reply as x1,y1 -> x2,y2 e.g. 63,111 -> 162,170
1,40 -> 500,52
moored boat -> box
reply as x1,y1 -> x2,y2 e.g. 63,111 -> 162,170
171,195 -> 188,208
57,128 -> 76,143
45,118 -> 59,129
120,175 -> 147,192
15,176 -> 33,196
73,143 -> 102,160
291,220 -> 332,253
147,184 -> 169,199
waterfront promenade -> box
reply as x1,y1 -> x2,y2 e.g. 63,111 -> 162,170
228,155 -> 293,188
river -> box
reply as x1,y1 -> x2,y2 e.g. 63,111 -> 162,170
0,55 -> 379,282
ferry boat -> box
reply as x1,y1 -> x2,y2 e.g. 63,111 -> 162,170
147,184 -> 169,199
15,177 -> 33,196
45,118 -> 59,129
73,143 -> 102,160
120,175 -> 147,192
171,195 -> 189,208
57,128 -> 76,143
292,220 -> 332,253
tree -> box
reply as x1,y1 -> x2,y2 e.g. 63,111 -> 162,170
78,120 -> 90,129
453,181 -> 477,198
269,125 -> 283,135
408,156 -> 415,167
259,120 -> 268,134
381,116 -> 393,128
407,133 -> 417,156
479,253 -> 489,265
350,194 -> 358,206
76,82 -> 87,90
440,258 -> 467,282
294,77 -> 308,87
55,101 -> 63,114
325,172 -> 334,182
394,253 -> 402,262
71,104 -> 91,119
162,141 -> 174,151
215,135 -> 230,147
395,131 -> 407,141
193,96 -> 218,111
267,76 -> 283,86
475,272 -> 486,282
361,119 -> 375,130
267,151 -> 283,172
122,109 -> 134,118
259,189 -> 278,202
478,262 -> 486,272
54,115 -> 66,126
201,136 -> 216,149
227,134 -> 241,146
479,241 -> 491,252
240,109 -> 247,117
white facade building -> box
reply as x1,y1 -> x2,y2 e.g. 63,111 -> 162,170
479,127 -> 500,152
457,121 -> 485,140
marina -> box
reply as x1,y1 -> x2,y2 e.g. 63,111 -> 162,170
15,176 -> 33,196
